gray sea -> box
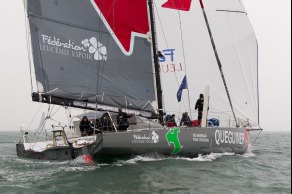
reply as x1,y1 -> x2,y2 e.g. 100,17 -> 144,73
0,131 -> 290,194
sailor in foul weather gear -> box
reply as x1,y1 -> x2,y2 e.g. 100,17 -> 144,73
166,114 -> 177,127
195,94 -> 205,121
117,108 -> 133,131
101,113 -> 113,131
180,112 -> 192,127
79,116 -> 94,136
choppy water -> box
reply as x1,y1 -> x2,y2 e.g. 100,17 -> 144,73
0,131 -> 291,194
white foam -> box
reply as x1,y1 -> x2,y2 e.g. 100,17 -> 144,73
98,163 -> 110,166
59,166 -> 98,172
115,155 -> 165,166
175,153 -> 235,162
114,151 -> 254,166
241,144 -> 256,158
72,156 -> 93,164
114,152 -> 236,165
2,185 -> 31,189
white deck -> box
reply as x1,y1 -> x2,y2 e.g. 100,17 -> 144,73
23,136 -> 97,152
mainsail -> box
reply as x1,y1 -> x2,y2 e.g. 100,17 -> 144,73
154,0 -> 259,126
25,0 -> 159,117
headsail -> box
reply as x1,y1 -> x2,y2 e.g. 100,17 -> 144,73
25,0 -> 158,117
154,0 -> 259,126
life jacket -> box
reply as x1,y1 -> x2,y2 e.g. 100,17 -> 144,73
167,122 -> 175,127
192,120 -> 201,127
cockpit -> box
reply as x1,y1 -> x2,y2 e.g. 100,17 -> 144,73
72,112 -> 163,137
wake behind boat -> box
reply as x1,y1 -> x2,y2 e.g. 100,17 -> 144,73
17,0 -> 262,161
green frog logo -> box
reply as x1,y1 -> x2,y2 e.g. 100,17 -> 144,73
166,128 -> 183,154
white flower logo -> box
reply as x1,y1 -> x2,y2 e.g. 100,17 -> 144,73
81,39 -> 90,47
151,131 -> 159,144
82,37 -> 107,61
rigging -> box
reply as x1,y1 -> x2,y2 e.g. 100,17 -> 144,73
199,0 -> 239,126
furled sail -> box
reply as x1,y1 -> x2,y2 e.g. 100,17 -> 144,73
25,0 -> 158,117
154,0 -> 259,126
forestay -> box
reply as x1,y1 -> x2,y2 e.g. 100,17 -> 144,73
154,0 -> 259,126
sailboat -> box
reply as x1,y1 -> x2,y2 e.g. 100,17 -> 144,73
17,0 -> 262,161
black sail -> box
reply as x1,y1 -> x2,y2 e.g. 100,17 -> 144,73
26,0 -> 158,117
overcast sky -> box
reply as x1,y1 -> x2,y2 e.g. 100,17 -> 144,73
0,0 -> 291,132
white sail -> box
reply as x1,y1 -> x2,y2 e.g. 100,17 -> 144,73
154,0 -> 259,126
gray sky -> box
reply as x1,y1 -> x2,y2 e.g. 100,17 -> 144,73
0,0 -> 291,132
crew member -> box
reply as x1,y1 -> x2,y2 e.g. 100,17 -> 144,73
180,112 -> 192,127
195,94 -> 205,122
167,114 -> 177,127
101,113 -> 112,131
94,119 -> 102,134
117,108 -> 133,131
79,116 -> 94,136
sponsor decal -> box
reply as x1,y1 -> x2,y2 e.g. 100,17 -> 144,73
162,0 -> 193,11
159,49 -> 184,73
39,35 -> 107,61
91,0 -> 150,55
215,130 -> 245,146
81,38 -> 107,61
132,131 -> 159,144
166,128 -> 183,154
193,134 -> 210,143
91,0 -> 193,55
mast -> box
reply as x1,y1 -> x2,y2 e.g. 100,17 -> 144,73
199,0 -> 239,126
148,0 -> 164,123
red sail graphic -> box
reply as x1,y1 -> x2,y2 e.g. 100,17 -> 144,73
162,0 -> 193,11
93,0 -> 149,53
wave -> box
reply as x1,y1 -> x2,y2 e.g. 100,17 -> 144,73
115,154 -> 165,166
114,152 -> 241,165
0,148 -> 257,184
242,144 -> 256,158
0,157 -> 99,183
176,153 -> 236,162
0,142 -> 18,145
114,148 -> 258,166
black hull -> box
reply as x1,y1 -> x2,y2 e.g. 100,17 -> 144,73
93,127 -> 249,158
17,144 -> 75,160
16,136 -> 103,161
17,127 -> 249,161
